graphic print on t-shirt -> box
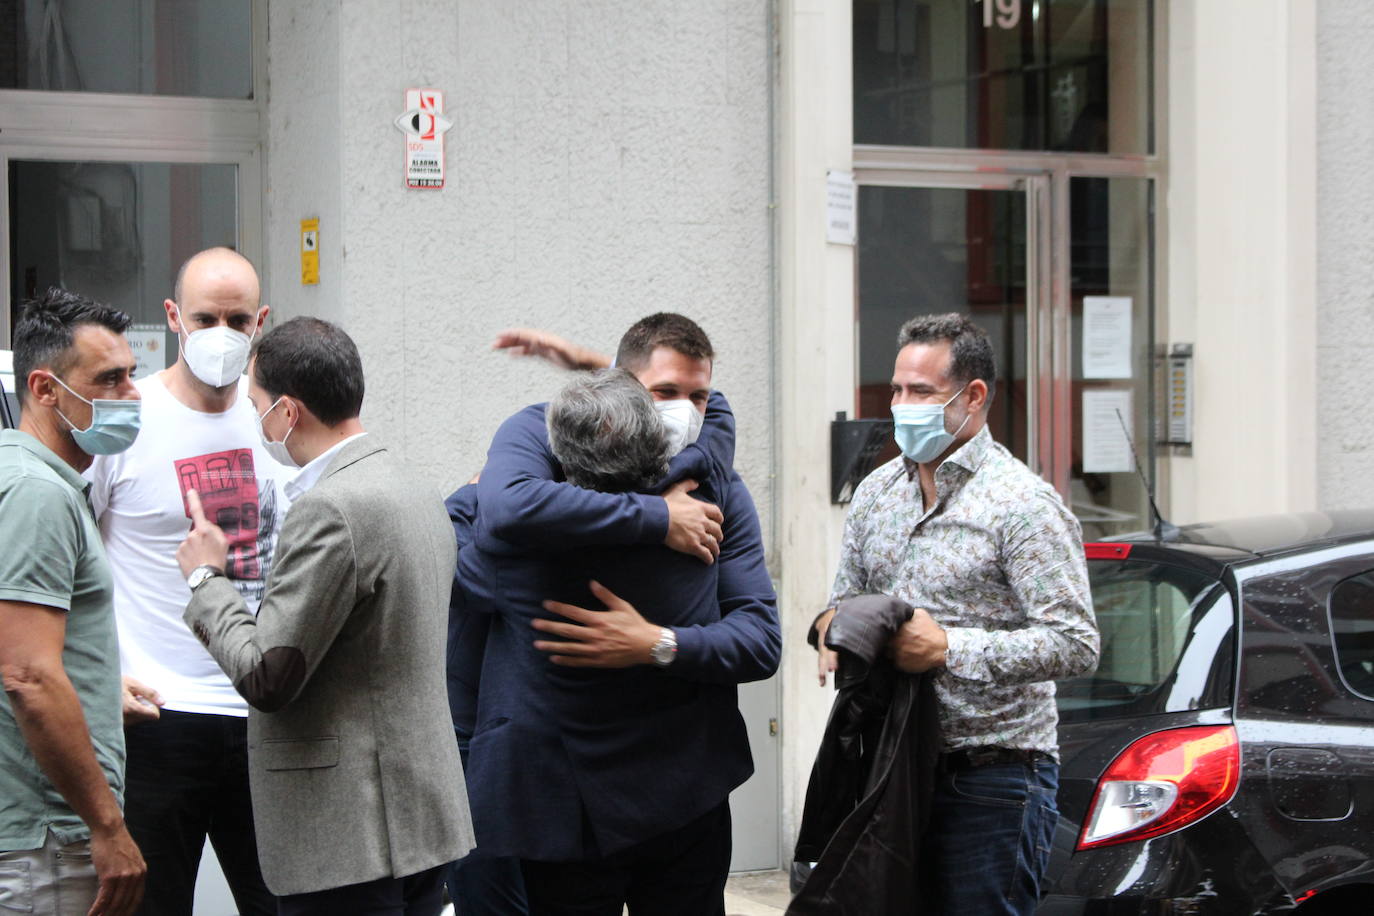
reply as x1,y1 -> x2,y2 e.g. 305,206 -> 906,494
174,448 -> 280,603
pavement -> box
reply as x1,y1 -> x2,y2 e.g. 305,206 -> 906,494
437,869 -> 794,915
724,869 -> 792,914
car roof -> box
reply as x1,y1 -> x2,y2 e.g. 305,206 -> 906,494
1100,510 -> 1374,561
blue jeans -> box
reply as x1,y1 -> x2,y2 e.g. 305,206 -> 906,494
926,759 -> 1059,916
445,728 -> 528,915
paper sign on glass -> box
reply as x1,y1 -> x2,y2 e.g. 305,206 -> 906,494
1082,389 -> 1134,474
1082,296 -> 1132,379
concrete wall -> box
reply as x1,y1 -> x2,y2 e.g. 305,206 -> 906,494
1316,0 -> 1374,510
263,0 -> 775,531
1162,0 -> 1318,524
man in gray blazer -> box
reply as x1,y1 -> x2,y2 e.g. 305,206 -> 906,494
174,317 -> 473,915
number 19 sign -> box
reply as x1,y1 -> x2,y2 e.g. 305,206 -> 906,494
394,89 -> 453,190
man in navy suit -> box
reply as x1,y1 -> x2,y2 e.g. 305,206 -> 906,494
453,314 -> 779,916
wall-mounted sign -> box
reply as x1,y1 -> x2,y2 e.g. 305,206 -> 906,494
300,218 -> 319,285
394,89 -> 453,190
1082,296 -> 1132,379
127,323 -> 169,378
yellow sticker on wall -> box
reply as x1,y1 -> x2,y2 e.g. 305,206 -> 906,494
301,219 -> 319,285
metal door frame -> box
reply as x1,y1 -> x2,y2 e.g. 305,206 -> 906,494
0,0 -> 266,343
853,147 -> 1161,499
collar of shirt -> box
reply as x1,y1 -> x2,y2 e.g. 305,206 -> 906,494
285,432 -> 368,501
902,424 -> 994,481
0,428 -> 92,500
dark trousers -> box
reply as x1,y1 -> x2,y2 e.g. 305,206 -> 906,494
445,728 -> 528,915
276,864 -> 447,916
927,760 -> 1060,916
124,709 -> 274,916
519,801 -> 731,916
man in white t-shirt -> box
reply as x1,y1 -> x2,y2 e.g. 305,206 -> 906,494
87,247 -> 288,916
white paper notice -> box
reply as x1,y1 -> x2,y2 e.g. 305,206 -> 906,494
127,325 -> 169,379
826,170 -> 856,245
1082,296 -> 1132,379
1082,389 -> 1134,474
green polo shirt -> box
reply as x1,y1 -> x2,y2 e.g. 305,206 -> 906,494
0,429 -> 124,850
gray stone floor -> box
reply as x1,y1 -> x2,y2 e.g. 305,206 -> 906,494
724,869 -> 792,914
436,869 -> 793,916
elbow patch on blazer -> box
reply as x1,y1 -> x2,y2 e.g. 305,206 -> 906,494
236,646 -> 307,713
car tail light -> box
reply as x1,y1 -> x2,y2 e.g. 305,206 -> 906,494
1085,543 -> 1132,560
1077,725 -> 1240,850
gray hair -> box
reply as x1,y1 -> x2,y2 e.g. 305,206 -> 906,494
547,368 -> 671,492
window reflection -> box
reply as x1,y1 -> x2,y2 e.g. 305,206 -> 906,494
0,0 -> 252,99
854,0 -> 1151,154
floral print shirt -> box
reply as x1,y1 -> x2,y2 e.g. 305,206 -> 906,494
828,426 -> 1099,755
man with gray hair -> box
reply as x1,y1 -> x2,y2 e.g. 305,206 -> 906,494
447,343 -> 777,914
546,368 -> 670,493
810,312 -> 1098,915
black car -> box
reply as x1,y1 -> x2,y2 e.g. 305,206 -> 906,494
1043,512 -> 1374,914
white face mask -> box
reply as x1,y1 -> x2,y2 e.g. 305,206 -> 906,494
176,306 -> 256,388
655,399 -> 704,458
255,396 -> 298,468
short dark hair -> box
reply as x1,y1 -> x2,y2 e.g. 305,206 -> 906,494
546,369 -> 669,492
251,317 -> 364,425
897,313 -> 997,399
614,313 -> 714,372
13,288 -> 132,405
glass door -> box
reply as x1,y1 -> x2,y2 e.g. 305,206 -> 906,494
8,158 -> 241,378
855,168 -> 1156,537
855,172 -> 1052,474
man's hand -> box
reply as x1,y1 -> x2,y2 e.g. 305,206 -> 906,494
120,676 -> 163,725
88,821 -> 145,916
175,490 -> 228,578
887,607 -> 949,674
663,480 -> 724,565
533,581 -> 661,668
492,328 -> 611,372
814,607 -> 838,686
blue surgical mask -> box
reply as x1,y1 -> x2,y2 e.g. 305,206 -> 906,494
891,383 -> 970,464
50,374 -> 142,456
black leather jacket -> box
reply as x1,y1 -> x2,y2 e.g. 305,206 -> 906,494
788,595 -> 940,915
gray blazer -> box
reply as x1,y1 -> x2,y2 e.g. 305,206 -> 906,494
185,436 -> 473,896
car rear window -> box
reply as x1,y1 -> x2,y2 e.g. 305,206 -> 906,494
1057,558 -> 1234,722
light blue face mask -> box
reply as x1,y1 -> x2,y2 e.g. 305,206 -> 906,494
891,383 -> 969,464
50,374 -> 142,456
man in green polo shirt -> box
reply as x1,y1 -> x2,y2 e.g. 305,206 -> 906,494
0,288 -> 146,915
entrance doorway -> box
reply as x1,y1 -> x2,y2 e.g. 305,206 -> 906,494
854,158 -> 1158,535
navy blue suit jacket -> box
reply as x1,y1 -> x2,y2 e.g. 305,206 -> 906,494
447,393 -> 780,861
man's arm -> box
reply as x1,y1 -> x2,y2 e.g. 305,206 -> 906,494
938,491 -> 1100,684
810,478 -> 879,685
178,490 -> 362,713
492,328 -> 611,371
478,405 -> 722,563
533,473 -> 782,685
669,474 -> 780,684
0,601 -> 145,915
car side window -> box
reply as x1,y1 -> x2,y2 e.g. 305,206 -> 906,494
1328,571 -> 1374,701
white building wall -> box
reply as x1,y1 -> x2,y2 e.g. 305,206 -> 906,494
264,0 -> 775,521
1316,0 -> 1374,509
1163,0 -> 1318,523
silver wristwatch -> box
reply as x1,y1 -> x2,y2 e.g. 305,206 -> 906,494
186,564 -> 225,590
650,627 -> 678,667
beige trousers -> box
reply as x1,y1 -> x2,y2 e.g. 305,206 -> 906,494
0,829 -> 98,916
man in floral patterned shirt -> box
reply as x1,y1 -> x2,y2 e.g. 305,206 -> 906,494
814,312 -> 1098,916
